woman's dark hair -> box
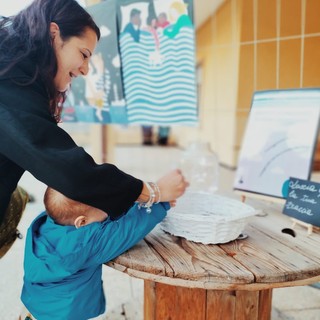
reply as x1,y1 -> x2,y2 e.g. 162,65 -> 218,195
0,0 -> 100,121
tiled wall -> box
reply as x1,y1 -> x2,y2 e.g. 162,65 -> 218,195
173,0 -> 240,166
237,0 -> 320,168
85,0 -> 320,168
175,0 -> 320,168
238,0 -> 320,106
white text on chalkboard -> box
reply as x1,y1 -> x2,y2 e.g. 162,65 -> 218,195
285,201 -> 313,216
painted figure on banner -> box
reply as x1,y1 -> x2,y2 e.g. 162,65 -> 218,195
142,16 -> 163,66
85,52 -> 111,122
156,12 -> 170,29
63,1 -> 127,124
118,0 -> 198,125
163,1 -> 192,38
123,8 -> 142,42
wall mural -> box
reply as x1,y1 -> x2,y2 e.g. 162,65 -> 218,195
63,0 -> 198,125
63,0 -> 127,123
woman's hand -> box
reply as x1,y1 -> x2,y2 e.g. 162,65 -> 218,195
136,169 -> 189,204
156,169 -> 189,202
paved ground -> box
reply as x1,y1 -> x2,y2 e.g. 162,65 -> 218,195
1,145 -> 320,319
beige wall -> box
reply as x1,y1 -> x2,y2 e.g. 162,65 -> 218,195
173,0 -> 241,167
84,0 -> 320,168
173,0 -> 320,168
238,0 -> 320,168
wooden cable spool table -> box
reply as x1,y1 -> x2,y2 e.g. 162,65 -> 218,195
107,199 -> 320,320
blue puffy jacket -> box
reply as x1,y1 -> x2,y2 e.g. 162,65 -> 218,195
21,202 -> 169,320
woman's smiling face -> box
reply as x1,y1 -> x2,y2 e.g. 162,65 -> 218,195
50,22 -> 98,92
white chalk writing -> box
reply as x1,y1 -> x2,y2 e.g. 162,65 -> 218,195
289,180 -> 318,192
300,195 -> 317,204
288,190 -> 298,199
286,201 -> 313,216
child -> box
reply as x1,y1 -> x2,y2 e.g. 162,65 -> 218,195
20,187 -> 170,320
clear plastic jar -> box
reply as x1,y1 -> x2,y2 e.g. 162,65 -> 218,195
179,142 -> 219,193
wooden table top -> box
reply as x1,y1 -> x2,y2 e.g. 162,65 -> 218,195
107,198 -> 320,291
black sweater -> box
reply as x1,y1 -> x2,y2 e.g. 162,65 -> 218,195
0,58 -> 143,222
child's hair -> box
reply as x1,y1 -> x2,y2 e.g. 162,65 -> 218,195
44,187 -> 91,225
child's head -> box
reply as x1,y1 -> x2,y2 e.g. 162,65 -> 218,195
44,187 -> 108,227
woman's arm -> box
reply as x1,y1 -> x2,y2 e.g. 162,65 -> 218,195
0,80 -> 143,218
0,73 -> 188,218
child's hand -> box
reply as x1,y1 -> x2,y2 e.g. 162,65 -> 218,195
169,200 -> 177,207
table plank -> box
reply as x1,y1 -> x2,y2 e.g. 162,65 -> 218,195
144,281 -> 156,320
258,289 -> 272,320
111,238 -> 168,275
235,291 -> 259,320
251,204 -> 320,262
107,198 -> 320,290
145,282 -> 208,320
220,222 -> 320,283
206,291 -> 236,320
144,227 -> 254,284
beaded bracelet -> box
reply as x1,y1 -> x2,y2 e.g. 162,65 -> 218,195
138,182 -> 155,213
150,182 -> 161,204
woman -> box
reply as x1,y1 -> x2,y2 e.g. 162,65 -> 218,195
0,0 -> 188,256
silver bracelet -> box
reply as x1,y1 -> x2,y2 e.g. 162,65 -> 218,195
139,182 -> 155,213
150,182 -> 161,204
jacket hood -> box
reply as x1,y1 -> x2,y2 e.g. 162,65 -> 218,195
23,212 -> 105,283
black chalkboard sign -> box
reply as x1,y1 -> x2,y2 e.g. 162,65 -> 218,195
283,177 -> 320,227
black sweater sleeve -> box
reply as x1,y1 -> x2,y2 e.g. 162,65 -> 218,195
0,77 -> 143,218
